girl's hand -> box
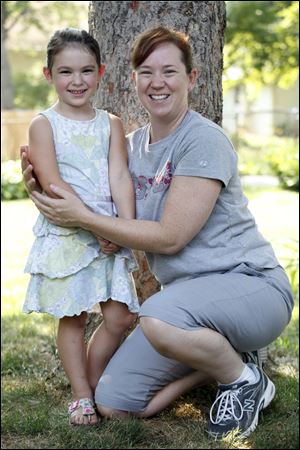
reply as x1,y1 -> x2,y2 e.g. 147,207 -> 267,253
30,185 -> 89,227
96,236 -> 121,254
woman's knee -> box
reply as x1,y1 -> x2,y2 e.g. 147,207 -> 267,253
140,316 -> 175,356
140,316 -> 158,337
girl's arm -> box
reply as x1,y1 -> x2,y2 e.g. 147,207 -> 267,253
28,115 -> 77,199
27,119 -> 115,252
108,114 -> 135,220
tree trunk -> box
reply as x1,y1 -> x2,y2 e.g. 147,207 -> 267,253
1,26 -> 14,109
87,0 -> 226,320
89,0 -> 225,130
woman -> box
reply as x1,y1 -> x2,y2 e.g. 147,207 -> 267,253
22,26 -> 294,439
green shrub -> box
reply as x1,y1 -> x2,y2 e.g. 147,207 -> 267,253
265,138 -> 299,190
236,134 -> 277,176
235,132 -> 299,190
284,239 -> 299,301
13,72 -> 55,110
1,159 -> 28,200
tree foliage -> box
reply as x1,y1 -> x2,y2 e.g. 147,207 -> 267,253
1,0 -> 88,109
1,1 -> 86,40
2,1 -> 43,39
224,1 -> 299,90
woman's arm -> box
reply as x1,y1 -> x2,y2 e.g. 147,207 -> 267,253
28,116 -> 76,199
108,114 -> 135,220
30,175 -> 222,255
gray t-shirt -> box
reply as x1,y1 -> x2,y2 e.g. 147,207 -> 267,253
127,109 -> 279,286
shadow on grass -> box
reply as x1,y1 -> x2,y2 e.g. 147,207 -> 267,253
1,311 -> 299,449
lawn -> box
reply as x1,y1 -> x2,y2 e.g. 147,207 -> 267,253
1,188 -> 299,449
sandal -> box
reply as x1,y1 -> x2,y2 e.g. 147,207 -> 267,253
68,397 -> 99,426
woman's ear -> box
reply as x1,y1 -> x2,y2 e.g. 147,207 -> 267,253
131,71 -> 137,86
43,67 -> 52,84
188,68 -> 198,91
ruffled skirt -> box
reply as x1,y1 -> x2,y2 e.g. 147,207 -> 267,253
23,218 -> 139,318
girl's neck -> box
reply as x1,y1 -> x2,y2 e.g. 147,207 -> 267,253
53,101 -> 96,121
149,108 -> 188,143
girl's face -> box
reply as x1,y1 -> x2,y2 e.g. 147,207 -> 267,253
132,42 -> 197,122
43,46 -> 104,110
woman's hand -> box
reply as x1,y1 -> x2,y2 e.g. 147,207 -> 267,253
20,145 -> 42,194
30,185 -> 89,228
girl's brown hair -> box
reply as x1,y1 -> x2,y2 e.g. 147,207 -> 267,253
130,26 -> 193,73
46,28 -> 101,72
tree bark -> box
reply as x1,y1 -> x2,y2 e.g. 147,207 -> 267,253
1,24 -> 14,109
88,0 -> 226,311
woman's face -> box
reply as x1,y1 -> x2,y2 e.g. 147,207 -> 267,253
133,42 -> 197,122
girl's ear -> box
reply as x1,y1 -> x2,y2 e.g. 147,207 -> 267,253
43,67 -> 52,84
98,64 -> 106,78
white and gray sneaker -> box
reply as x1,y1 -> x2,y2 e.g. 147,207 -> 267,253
208,363 -> 276,439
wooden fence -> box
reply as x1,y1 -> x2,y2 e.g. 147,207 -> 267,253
1,110 -> 37,161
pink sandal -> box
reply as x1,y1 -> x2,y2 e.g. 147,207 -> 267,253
68,398 -> 98,426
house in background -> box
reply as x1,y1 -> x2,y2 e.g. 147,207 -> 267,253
223,77 -> 299,137
1,1 -> 88,161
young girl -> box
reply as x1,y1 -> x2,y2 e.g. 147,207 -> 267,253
23,28 -> 139,426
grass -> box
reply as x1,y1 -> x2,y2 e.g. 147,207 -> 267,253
1,190 -> 299,449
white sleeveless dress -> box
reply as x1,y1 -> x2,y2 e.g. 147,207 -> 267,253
23,107 -> 139,317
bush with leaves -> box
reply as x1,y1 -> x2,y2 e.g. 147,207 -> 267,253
1,159 -> 28,200
13,72 -> 54,110
265,138 -> 299,191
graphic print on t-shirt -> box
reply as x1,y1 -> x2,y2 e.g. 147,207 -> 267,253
133,160 -> 172,199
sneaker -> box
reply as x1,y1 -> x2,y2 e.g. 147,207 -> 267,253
208,363 -> 275,439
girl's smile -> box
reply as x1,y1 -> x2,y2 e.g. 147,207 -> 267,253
68,89 -> 88,95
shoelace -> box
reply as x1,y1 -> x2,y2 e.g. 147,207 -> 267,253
210,388 -> 244,424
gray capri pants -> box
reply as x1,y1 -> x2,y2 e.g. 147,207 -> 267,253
95,265 -> 293,412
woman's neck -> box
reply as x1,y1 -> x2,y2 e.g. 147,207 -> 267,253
149,108 -> 188,143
